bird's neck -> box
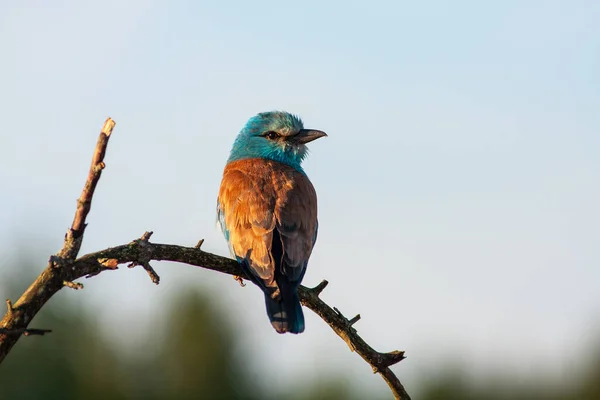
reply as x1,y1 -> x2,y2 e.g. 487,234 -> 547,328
227,140 -> 306,173
227,153 -> 306,174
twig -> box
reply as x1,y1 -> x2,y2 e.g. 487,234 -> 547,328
0,117 -> 411,399
310,280 -> 329,296
0,118 -> 116,361
57,117 -> 115,262
302,284 -> 408,398
127,232 -> 160,284
5,240 -> 412,398
0,328 -> 52,336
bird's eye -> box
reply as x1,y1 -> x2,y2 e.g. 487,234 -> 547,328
263,131 -> 280,140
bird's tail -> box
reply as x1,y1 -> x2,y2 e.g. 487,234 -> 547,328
264,288 -> 304,334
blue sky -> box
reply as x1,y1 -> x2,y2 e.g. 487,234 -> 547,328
1,0 -> 599,396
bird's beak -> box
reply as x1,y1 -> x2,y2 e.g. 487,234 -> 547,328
294,129 -> 328,144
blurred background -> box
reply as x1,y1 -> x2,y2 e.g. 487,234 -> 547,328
1,1 -> 599,399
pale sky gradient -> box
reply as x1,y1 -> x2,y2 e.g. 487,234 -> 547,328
1,1 -> 599,396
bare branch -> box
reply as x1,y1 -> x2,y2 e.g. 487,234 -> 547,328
2,238 -> 412,398
0,118 -> 115,360
306,289 -> 409,399
0,117 -> 411,399
1,300 -> 52,337
58,117 -> 115,262
348,314 -> 361,326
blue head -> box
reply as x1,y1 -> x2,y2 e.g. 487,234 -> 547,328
227,111 -> 327,172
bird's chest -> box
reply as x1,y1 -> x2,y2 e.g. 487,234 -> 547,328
221,159 -> 306,214
251,165 -> 297,204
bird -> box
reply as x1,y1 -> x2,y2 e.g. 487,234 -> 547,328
217,111 -> 326,334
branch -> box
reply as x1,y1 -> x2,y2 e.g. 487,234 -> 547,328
0,328 -> 52,336
56,117 -> 115,263
301,284 -> 409,399
0,118 -> 411,400
0,118 -> 115,358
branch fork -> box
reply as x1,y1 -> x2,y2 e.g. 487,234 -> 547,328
0,117 -> 411,400
127,231 -> 160,284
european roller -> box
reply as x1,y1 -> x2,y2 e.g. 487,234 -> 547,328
217,111 -> 326,334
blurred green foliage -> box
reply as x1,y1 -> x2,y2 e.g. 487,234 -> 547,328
419,362 -> 600,400
0,287 -> 363,400
1,258 -> 599,400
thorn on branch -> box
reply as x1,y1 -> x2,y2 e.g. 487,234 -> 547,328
333,306 -> 360,333
140,231 -> 153,241
63,281 -> 84,290
194,239 -> 204,249
0,328 -> 53,337
6,299 -> 14,315
309,280 -> 329,296
348,314 -> 361,326
128,261 -> 160,285
333,307 -> 344,318
23,328 -> 53,337
233,275 -> 246,287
